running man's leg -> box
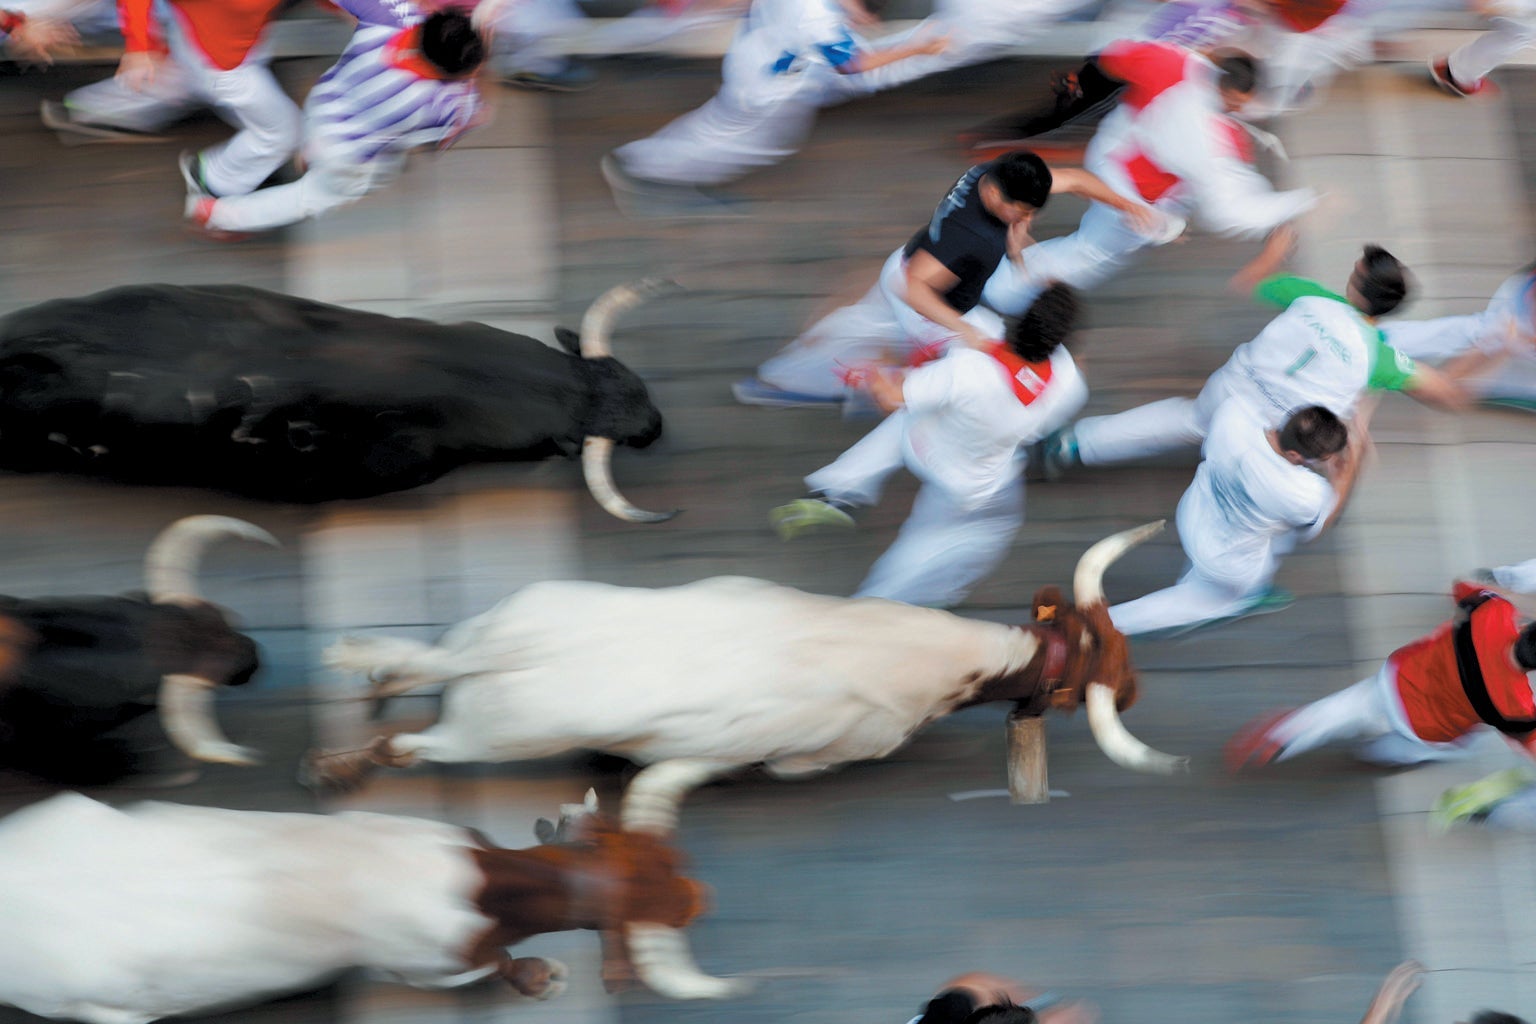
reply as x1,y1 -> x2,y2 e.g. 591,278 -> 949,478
855,479 -> 1024,607
200,55 -> 302,196
62,57 -> 200,131
805,412 -> 909,508
1447,14 -> 1536,88
203,149 -> 402,233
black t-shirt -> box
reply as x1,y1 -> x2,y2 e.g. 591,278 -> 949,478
913,989 -> 980,1024
903,162 -> 1009,316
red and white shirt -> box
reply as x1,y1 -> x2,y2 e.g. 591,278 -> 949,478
1084,40 -> 1316,239
1390,582 -> 1536,755
900,345 -> 1087,509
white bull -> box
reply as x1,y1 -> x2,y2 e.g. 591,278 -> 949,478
0,792 -> 713,1023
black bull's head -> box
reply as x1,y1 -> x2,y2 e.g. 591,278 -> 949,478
0,281 -> 677,520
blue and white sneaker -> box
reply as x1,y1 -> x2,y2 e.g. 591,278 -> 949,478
732,378 -> 844,409
1038,426 -> 1079,481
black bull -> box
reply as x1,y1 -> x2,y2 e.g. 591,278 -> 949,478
0,596 -> 257,785
0,284 -> 666,503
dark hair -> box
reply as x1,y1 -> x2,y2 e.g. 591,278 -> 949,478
419,10 -> 485,77
1514,626 -> 1536,672
989,152 -> 1053,210
966,1005 -> 1037,1024
1010,283 -> 1080,362
1471,1014 -> 1530,1024
1215,51 -> 1260,95
1354,244 -> 1410,317
1278,405 -> 1348,460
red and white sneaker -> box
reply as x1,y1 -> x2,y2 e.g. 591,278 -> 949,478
184,196 -> 251,243
1224,709 -> 1294,773
1428,57 -> 1489,98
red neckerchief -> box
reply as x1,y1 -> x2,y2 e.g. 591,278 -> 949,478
384,26 -> 457,80
985,342 -> 1053,406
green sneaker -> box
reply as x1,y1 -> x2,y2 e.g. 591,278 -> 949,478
770,497 -> 856,540
1430,767 -> 1536,831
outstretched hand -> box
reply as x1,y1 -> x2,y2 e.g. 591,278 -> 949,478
6,16 -> 78,64
1359,961 -> 1424,1024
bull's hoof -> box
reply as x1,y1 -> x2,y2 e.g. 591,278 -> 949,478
297,747 -> 377,794
505,957 -> 568,1001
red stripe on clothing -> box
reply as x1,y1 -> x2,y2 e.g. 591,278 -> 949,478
986,343 -> 1054,405
1097,40 -> 1192,111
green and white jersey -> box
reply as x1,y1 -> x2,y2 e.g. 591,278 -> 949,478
1220,274 -> 1416,423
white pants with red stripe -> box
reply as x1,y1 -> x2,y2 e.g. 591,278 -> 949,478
1266,663 -> 1474,766
757,247 -> 1006,399
806,412 -> 1026,608
204,136 -> 405,233
62,9 -> 299,197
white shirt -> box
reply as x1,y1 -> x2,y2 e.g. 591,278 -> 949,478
1180,400 -> 1335,584
1219,295 -> 1385,424
900,345 -> 1087,508
722,0 -> 853,105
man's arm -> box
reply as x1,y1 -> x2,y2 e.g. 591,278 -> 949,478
1402,363 -> 1472,411
1228,226 -> 1303,297
114,0 -> 160,89
1357,962 -> 1424,1024
838,27 -> 948,74
1316,416 -> 1372,534
903,250 -> 992,350
1048,166 -> 1159,234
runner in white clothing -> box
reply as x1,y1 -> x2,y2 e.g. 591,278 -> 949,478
980,40 -> 1316,317
771,284 -> 1087,609
1047,246 -> 1467,473
1107,401 -> 1363,636
190,0 -> 486,235
601,0 -> 947,201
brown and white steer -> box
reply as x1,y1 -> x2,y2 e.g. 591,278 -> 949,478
0,792 -> 715,1024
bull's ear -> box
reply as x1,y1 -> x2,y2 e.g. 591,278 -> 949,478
534,818 -> 557,844
554,327 -> 581,355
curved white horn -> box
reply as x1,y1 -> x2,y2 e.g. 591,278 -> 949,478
158,674 -> 260,766
1085,682 -> 1188,775
1072,520 -> 1165,607
627,923 -> 752,1000
578,278 -> 682,360
582,436 -> 679,524
145,515 -> 279,604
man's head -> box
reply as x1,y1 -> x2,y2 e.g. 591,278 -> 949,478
1346,244 -> 1411,317
1513,625 -> 1536,673
420,10 -> 485,77
966,1006 -> 1037,1024
1010,282 -> 1080,362
980,151 -> 1053,229
1213,50 -> 1260,112
1277,405 -> 1348,465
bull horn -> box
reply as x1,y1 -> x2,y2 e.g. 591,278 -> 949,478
145,515 -> 279,603
582,436 -> 679,524
578,278 -> 682,360
1072,520 -> 1165,607
627,923 -> 752,1000
1085,682 -> 1188,775
158,673 -> 260,766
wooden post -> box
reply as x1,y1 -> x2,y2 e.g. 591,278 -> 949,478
1006,709 -> 1049,805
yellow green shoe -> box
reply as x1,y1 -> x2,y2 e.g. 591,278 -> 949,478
770,497 -> 856,541
1430,767 -> 1536,831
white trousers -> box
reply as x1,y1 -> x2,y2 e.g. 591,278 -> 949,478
1074,369 -> 1235,466
757,247 -> 1006,398
1449,13 -> 1536,85
64,11 -> 299,196
1249,11 -> 1375,114
614,80 -> 820,186
1108,475 -> 1290,635
1384,311 -> 1536,405
807,413 -> 1026,608
1268,663 -> 1473,766
1492,557 -> 1536,592
982,201 -> 1165,316
205,136 -> 405,232
491,0 -> 585,76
